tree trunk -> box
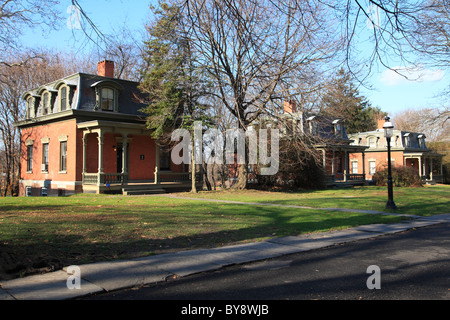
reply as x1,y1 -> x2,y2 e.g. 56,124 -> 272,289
191,134 -> 197,193
232,137 -> 248,190
203,162 -> 212,191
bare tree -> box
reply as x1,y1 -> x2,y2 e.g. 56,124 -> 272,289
0,50 -> 98,196
394,107 -> 450,142
0,0 -> 62,65
329,0 -> 449,74
182,0 -> 341,188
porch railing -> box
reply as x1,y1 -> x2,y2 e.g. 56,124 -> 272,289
158,172 -> 202,183
326,174 -> 365,184
83,172 -> 201,185
346,174 -> 365,181
82,173 -> 127,185
422,174 -> 443,183
83,173 -> 99,185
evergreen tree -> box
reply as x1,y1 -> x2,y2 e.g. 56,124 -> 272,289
321,68 -> 385,134
139,0 -> 212,192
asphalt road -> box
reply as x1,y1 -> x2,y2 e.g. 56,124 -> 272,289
85,222 -> 450,302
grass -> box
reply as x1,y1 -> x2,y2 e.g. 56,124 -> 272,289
0,185 -> 448,280
175,185 -> 450,217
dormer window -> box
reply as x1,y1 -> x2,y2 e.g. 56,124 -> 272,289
307,116 -> 318,135
418,134 -> 426,149
60,86 -> 68,111
101,87 -> 115,111
26,97 -> 34,119
91,80 -> 122,113
42,92 -> 50,115
332,119 -> 343,137
404,133 -> 411,148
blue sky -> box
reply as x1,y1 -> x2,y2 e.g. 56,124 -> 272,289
360,65 -> 448,115
20,0 -> 448,117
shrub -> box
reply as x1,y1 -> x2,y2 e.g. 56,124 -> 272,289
373,165 -> 423,187
255,148 -> 325,190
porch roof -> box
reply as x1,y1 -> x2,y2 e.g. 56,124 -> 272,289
77,120 -> 148,135
403,151 -> 444,158
314,142 -> 368,152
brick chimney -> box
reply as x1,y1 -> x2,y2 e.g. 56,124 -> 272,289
377,118 -> 386,130
97,60 -> 115,78
284,100 -> 297,114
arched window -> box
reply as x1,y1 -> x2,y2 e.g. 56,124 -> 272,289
27,97 -> 33,118
42,92 -> 50,115
60,86 -> 68,111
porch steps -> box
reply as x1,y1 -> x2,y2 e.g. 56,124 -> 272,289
122,187 -> 167,196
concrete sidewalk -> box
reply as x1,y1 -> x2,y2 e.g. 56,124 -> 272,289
1,213 -> 449,300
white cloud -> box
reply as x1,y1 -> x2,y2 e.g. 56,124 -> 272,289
380,66 -> 445,86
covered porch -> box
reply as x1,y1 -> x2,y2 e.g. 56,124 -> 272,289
78,120 -> 200,194
316,143 -> 368,187
404,152 -> 444,184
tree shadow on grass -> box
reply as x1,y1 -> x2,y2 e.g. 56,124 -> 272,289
0,202 -> 405,281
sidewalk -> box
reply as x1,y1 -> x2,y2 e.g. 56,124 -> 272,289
1,212 -> 450,300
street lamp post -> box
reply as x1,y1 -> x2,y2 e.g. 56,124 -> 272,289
383,117 -> 397,210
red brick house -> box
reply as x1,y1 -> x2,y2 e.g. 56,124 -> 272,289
268,101 -> 369,187
15,61 -> 196,196
348,120 -> 444,184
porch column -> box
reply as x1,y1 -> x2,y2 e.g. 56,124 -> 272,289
322,149 -> 326,174
362,151 -> 366,179
430,157 -> 433,180
154,143 -> 160,185
344,151 -> 348,182
97,131 -> 104,185
422,157 -> 426,179
82,133 -> 87,174
331,150 -> 335,176
418,156 -> 422,178
122,135 -> 128,184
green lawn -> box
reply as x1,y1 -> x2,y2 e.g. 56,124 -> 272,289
175,185 -> 450,217
0,185 -> 448,280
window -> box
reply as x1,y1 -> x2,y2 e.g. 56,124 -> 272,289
351,161 -> 358,174
310,121 -> 318,135
60,87 -> 67,111
418,135 -> 426,149
42,92 -> 49,115
101,88 -> 115,111
42,143 -> 49,172
404,133 -> 411,147
369,137 -> 376,148
60,141 -> 67,172
335,124 -> 342,137
160,146 -> 171,171
27,97 -> 33,118
336,156 -> 343,173
369,161 -> 376,175
27,145 -> 33,172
